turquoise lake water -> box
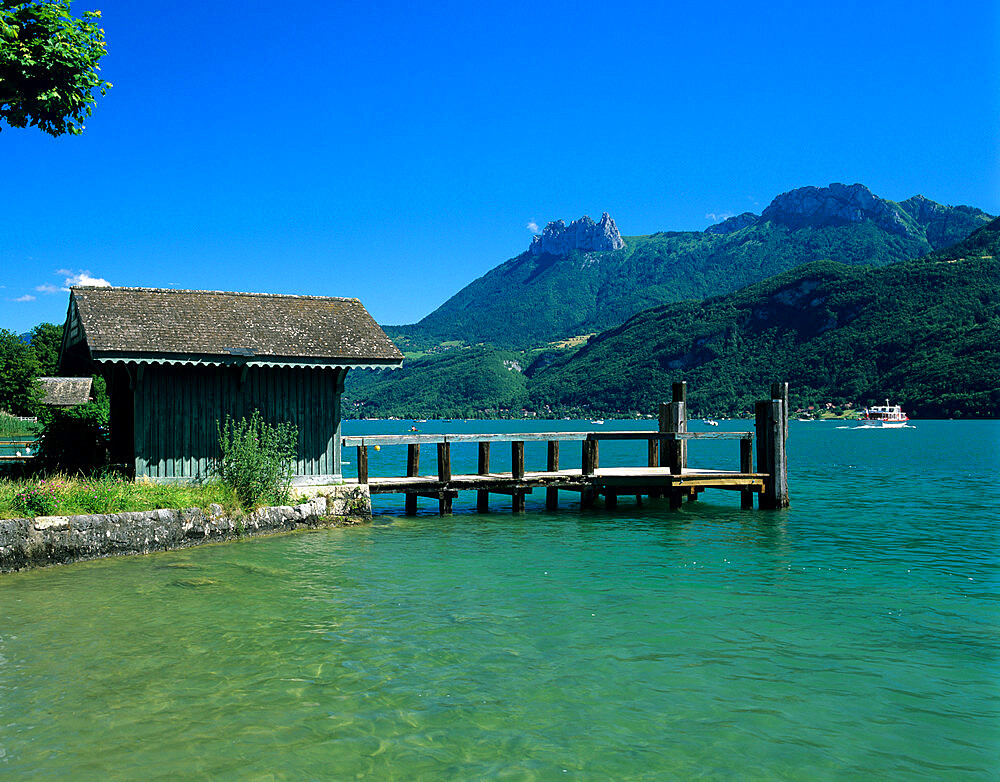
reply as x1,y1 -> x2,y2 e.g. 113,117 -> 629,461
1,419 -> 998,779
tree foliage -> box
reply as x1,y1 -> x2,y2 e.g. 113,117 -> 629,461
0,328 -> 40,415
28,321 -> 62,375
0,0 -> 110,136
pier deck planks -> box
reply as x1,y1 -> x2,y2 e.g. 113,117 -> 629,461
353,466 -> 766,497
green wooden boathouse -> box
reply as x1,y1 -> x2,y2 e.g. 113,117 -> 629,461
60,286 -> 403,483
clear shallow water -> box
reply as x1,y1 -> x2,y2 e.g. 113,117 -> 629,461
1,420 -> 998,779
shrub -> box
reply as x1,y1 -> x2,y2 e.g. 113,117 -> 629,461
215,411 -> 298,510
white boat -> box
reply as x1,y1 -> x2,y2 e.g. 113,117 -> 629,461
590,419 -> 604,425
703,418 -> 719,426
858,400 -> 909,428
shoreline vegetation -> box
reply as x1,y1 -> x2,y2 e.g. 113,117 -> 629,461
0,474 -> 243,521
342,409 -> 873,422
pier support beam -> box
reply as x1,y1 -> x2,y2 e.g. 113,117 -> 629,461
582,439 -> 598,475
740,438 -> 754,509
546,441 -> 560,510
405,444 -> 420,515
356,445 -> 368,484
477,442 -> 490,512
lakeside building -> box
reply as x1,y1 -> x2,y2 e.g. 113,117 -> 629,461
37,377 -> 94,407
59,287 -> 403,483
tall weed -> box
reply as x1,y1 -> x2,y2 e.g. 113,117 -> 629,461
215,411 -> 298,510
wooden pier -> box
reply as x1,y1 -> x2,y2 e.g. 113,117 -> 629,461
342,382 -> 790,514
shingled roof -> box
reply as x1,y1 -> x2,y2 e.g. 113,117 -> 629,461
38,377 -> 93,406
68,287 -> 404,368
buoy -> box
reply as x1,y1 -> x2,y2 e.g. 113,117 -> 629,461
374,445 -> 381,451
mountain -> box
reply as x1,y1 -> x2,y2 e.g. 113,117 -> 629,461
345,346 -> 530,420
388,184 -> 992,351
526,218 -> 1000,419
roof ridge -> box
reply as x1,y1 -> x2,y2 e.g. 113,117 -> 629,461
71,286 -> 361,303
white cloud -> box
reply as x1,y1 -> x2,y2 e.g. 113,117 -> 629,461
526,220 -> 540,234
15,294 -> 36,302
705,212 -> 735,223
64,271 -> 111,288
34,269 -> 112,295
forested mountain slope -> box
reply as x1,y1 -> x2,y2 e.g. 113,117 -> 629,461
388,184 -> 992,350
528,218 -> 1000,418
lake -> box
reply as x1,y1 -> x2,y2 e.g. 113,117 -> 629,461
1,419 -> 997,779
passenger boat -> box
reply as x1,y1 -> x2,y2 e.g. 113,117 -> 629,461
858,400 -> 909,428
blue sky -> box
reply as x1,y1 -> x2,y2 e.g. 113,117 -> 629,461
2,0 -> 997,334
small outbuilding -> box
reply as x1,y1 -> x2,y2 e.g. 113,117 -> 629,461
37,377 -> 94,407
59,286 -> 403,483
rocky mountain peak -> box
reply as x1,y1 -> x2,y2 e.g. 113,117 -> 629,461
530,212 -> 625,256
705,212 -> 760,235
760,183 -> 914,236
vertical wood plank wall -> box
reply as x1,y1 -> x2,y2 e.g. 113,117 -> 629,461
132,364 -> 345,480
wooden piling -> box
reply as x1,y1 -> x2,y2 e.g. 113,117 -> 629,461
546,440 -> 560,510
658,403 -> 669,468
740,437 -> 754,509
755,386 -> 789,509
665,403 -> 686,475
437,442 -> 451,483
512,441 -> 525,480
582,439 -> 597,475
405,443 -> 419,515
357,445 -> 368,484
673,381 -> 688,470
512,491 -> 525,512
477,441 -> 490,512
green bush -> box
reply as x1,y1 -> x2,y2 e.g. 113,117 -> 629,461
215,411 -> 298,510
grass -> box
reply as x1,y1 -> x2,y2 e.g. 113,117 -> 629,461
0,414 -> 41,438
0,474 -> 248,520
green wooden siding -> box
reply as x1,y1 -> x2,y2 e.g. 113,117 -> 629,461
132,363 -> 345,481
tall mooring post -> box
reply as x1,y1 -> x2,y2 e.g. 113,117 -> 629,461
659,381 -> 688,509
659,381 -> 688,474
755,382 -> 790,509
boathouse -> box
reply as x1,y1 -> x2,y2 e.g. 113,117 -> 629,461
59,286 -> 403,483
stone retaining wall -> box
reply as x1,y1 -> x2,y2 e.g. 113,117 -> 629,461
0,485 -> 371,574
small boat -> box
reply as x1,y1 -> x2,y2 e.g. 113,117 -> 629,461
590,419 -> 604,425
858,400 -> 909,428
703,419 -> 719,426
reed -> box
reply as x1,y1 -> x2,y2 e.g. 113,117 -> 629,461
0,414 -> 41,438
